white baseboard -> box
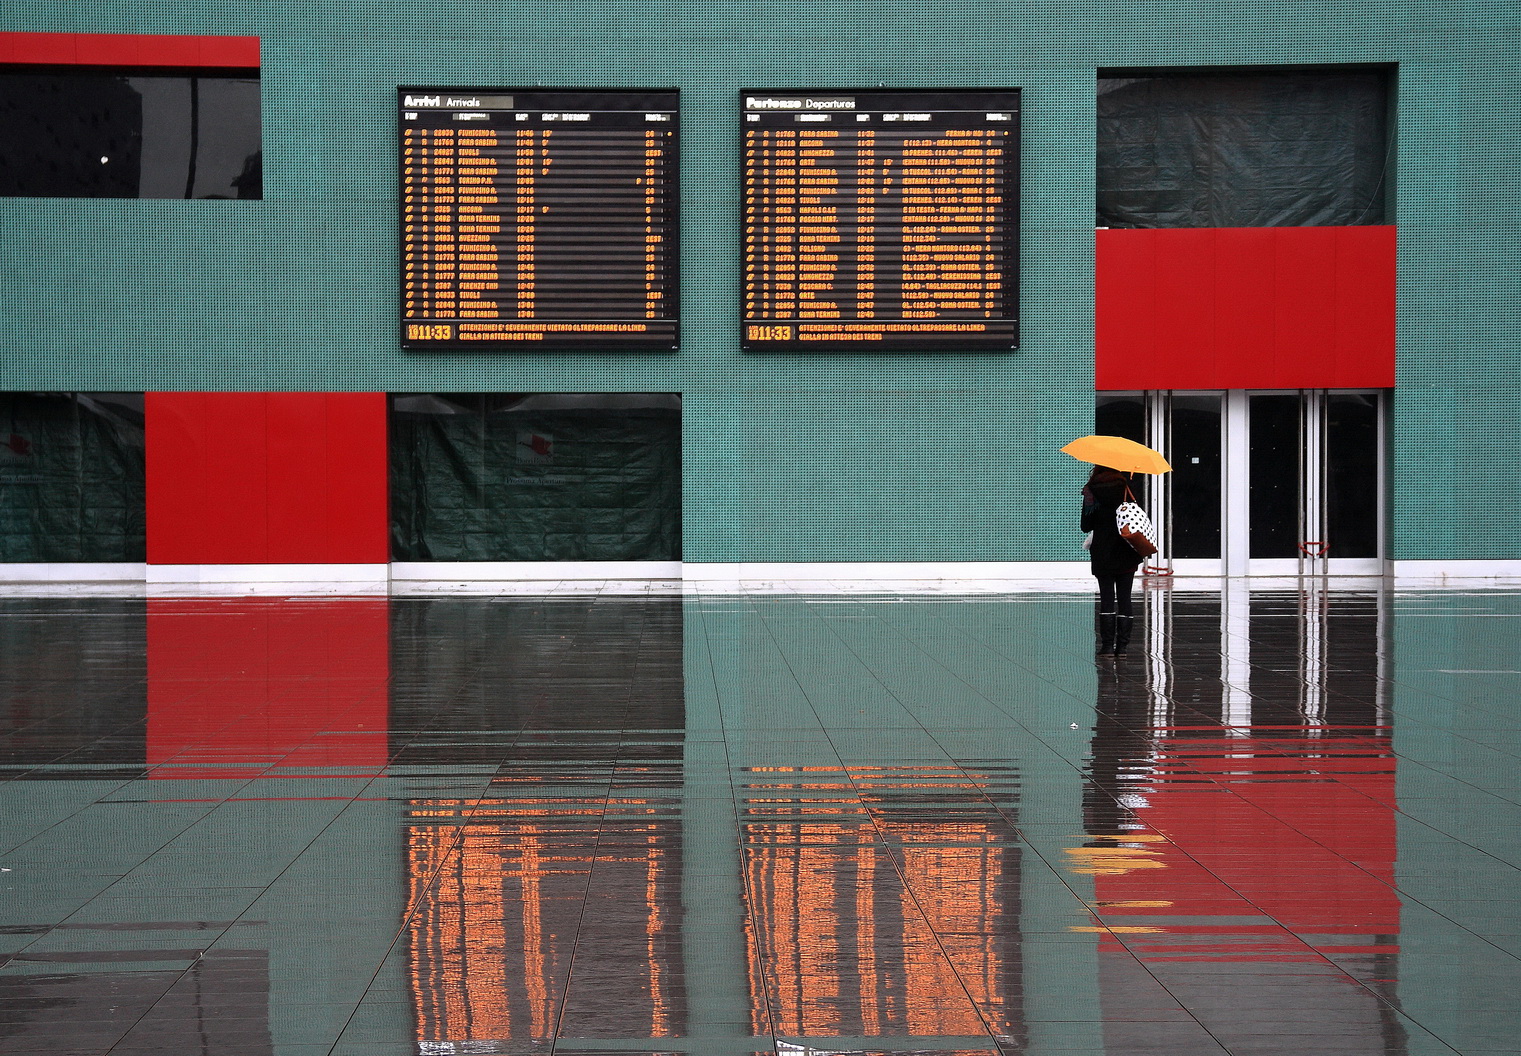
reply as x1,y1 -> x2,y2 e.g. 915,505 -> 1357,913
145,564 -> 390,595
390,561 -> 682,581
0,563 -> 146,582
4,559 -> 1521,595
681,561 -> 1095,593
1392,560 -> 1521,584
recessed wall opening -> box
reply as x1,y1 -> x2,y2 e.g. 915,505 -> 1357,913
1096,66 -> 1394,229
0,392 -> 146,562
388,393 -> 682,563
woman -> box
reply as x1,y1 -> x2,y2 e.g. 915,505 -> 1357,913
1081,464 -> 1142,657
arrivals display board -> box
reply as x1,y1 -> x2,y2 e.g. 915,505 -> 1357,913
742,89 -> 1020,352
399,88 -> 678,350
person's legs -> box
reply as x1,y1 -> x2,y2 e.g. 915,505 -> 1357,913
1113,571 -> 1136,656
1095,576 -> 1117,656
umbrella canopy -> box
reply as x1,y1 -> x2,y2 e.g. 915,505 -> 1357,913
1061,435 -> 1172,474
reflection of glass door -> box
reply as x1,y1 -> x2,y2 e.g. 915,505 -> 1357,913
1097,390 -> 1385,576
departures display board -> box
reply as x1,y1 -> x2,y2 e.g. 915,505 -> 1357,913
742,89 -> 1020,352
399,88 -> 678,351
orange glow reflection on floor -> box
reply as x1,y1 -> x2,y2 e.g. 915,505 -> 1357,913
406,795 -> 679,1045
742,765 -> 1019,1038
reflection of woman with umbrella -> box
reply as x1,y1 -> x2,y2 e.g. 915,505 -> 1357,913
1062,436 -> 1172,659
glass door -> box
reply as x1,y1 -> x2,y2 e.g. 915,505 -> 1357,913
1097,390 -> 1386,577
1244,389 -> 1385,576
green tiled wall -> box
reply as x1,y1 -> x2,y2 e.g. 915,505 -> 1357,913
2,1 -> 1517,561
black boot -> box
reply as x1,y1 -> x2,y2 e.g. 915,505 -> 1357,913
1114,615 -> 1135,658
1096,613 -> 1116,657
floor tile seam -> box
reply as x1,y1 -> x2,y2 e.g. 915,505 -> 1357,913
727,598 -> 862,1045
1090,708 -> 1410,812
952,791 -> 1244,1052
886,604 -> 1111,713
1072,810 -> 1521,1007
546,771 -> 636,1052
881,606 -> 1098,768
273,755 -> 503,1054
838,746 -> 1105,1047
1082,750 -> 1430,906
0,773 -> 147,856
861,614 -> 1095,726
1086,893 -> 1426,1048
1082,666 -> 1521,772
19,769 -> 283,1048
1046,736 -> 1411,925
691,602 -> 775,1044
24,715 -> 157,779
825,607 -> 1102,703
4,768 -> 271,960
839,778 -> 1021,1046
1361,665 -> 1521,722
1375,748 -> 1521,814
790,594 -> 963,749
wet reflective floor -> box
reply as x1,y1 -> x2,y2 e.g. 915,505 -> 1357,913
1,587 -> 1518,1055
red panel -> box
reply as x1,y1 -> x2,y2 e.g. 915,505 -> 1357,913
266,393 -> 330,564
147,598 -> 389,779
1213,228 -> 1278,379
1152,231 -> 1217,370
0,31 -> 258,68
1096,226 -> 1396,390
204,393 -> 270,562
1333,230 -> 1398,383
146,392 -> 388,565
324,394 -> 392,563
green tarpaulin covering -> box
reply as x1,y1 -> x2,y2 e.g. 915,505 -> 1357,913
1097,71 -> 1390,228
0,393 -> 146,562
390,393 -> 681,561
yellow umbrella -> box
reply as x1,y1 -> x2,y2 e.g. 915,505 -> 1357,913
1061,435 -> 1172,474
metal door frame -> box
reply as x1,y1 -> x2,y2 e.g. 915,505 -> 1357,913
1124,388 -> 1387,577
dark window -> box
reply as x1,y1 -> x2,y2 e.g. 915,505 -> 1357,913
0,68 -> 260,198
1097,70 -> 1390,228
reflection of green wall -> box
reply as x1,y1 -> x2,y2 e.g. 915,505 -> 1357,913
1393,593 -> 1521,1054
1,3 -> 1516,561
685,595 -> 1102,1048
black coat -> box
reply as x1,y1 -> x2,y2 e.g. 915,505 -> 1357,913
1081,471 -> 1142,577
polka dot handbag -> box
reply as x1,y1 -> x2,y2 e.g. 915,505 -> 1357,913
1116,496 -> 1158,559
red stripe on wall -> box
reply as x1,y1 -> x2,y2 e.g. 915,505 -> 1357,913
0,31 -> 259,68
146,393 -> 389,565
1096,226 -> 1396,391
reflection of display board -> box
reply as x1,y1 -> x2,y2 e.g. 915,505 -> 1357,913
399,88 -> 678,351
742,89 -> 1020,352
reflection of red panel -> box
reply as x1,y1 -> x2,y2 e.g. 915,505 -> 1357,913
147,598 -> 389,779
145,392 -> 388,564
0,31 -> 259,67
1091,733 -> 1399,953
1096,226 -> 1396,390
